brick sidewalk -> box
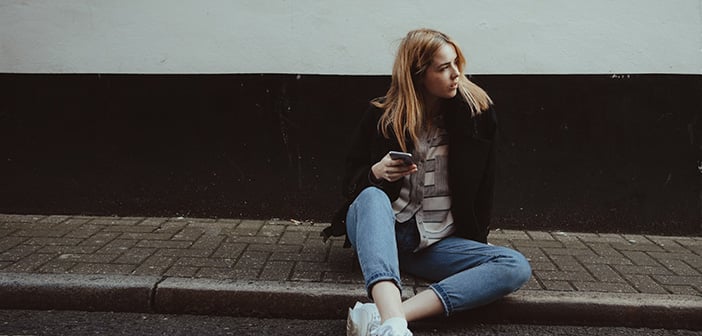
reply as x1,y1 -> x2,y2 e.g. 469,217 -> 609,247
1,214 -> 700,297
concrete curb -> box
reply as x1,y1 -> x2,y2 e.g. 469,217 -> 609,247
1,273 -> 700,330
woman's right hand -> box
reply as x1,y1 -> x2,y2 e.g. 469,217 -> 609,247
371,153 -> 418,182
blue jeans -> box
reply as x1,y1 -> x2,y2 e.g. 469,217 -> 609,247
346,187 -> 532,316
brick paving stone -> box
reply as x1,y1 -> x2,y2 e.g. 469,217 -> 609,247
88,218 -> 142,226
613,264 -> 673,276
37,215 -> 70,224
489,229 -> 530,240
665,285 -> 701,296
323,271 -> 365,284
164,265 -> 199,278
619,250 -> 661,266
511,240 -> 565,248
136,240 -> 192,249
609,242 -> 665,252
522,277 -> 543,290
258,224 -> 286,237
584,243 -> 628,258
0,237 -> 28,252
646,236 -> 693,253
269,252 -> 326,263
549,255 -> 587,272
190,234 -> 226,250
285,224 -> 325,233
171,227 -> 204,241
120,232 -> 173,241
37,260 -> 76,274
279,231 -> 309,245
235,220 -> 265,234
247,244 -> 301,253
583,264 -> 626,283
0,245 -> 42,262
259,261 -> 295,281
56,253 -> 119,263
575,233 -> 627,244
174,257 -> 235,268
25,237 -> 84,246
576,254 -> 633,265
101,225 -> 155,233
300,241 -> 330,255
155,249 -> 213,258
0,214 -> 43,222
529,261 -> 558,271
526,231 -> 555,240
227,236 -> 279,244
516,247 -> 549,262
113,248 -> 156,264
13,229 -> 70,238
290,270 -> 323,282
70,263 -> 135,275
488,239 -> 512,248
534,270 -> 595,282
550,233 -> 589,249
79,232 -> 121,247
648,251 -> 701,262
196,267 -> 259,280
624,274 -> 670,294
64,225 -> 104,239
540,280 -> 575,291
542,247 -> 596,257
234,251 -> 269,269
211,243 -> 247,259
154,221 -> 188,234
295,261 -> 338,273
658,259 -> 700,276
96,239 -> 139,254
132,256 -> 177,276
652,275 -> 702,287
572,281 -> 638,293
5,253 -> 55,272
137,217 -> 169,226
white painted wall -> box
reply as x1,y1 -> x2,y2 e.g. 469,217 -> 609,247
1,0 -> 701,74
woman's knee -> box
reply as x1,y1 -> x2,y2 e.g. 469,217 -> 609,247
356,186 -> 390,203
503,249 -> 532,290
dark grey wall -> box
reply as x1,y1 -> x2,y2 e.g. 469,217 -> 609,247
1,74 -> 700,235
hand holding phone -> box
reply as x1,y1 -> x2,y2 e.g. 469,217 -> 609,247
388,151 -> 414,166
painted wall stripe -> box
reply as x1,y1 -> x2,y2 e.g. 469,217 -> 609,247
1,0 -> 701,74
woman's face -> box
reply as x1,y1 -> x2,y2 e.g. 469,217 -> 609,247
421,43 -> 460,101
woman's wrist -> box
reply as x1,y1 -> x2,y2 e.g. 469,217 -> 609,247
369,163 -> 384,184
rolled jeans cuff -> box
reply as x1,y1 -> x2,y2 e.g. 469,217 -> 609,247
366,272 -> 402,300
429,283 -> 453,316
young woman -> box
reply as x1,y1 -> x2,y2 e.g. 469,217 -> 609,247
322,28 -> 532,336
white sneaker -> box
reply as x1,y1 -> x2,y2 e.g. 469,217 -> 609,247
371,324 -> 413,336
346,301 -> 381,336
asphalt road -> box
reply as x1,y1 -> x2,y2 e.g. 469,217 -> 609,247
1,310 -> 700,336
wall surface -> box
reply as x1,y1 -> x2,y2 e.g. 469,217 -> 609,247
1,0 -> 701,74
1,2 -> 701,235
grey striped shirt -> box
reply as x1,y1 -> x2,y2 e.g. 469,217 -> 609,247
392,125 -> 455,251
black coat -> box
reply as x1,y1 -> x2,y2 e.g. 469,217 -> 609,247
322,96 -> 498,245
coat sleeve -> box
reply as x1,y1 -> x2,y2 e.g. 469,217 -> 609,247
342,104 -> 401,199
473,106 -> 498,240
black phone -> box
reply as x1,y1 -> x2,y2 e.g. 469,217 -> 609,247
389,151 -> 414,165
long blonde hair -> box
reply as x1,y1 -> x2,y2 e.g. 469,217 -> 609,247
374,28 -> 492,152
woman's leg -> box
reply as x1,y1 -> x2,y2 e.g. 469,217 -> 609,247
399,236 -> 532,319
346,187 -> 405,322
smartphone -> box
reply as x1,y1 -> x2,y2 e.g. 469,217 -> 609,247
388,151 -> 414,166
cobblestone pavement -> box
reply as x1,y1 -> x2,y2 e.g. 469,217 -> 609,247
1,213 -> 700,297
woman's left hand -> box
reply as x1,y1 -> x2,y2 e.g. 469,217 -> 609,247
371,153 -> 418,182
